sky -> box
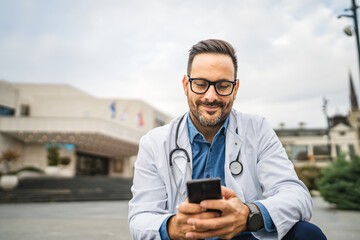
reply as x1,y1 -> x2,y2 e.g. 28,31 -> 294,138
0,0 -> 359,129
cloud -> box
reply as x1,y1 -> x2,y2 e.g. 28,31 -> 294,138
0,0 -> 357,128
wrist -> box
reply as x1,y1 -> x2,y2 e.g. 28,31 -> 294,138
167,215 -> 176,239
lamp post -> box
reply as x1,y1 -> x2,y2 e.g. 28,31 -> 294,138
338,0 -> 360,88
322,97 -> 332,161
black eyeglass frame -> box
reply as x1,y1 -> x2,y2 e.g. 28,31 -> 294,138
187,75 -> 237,96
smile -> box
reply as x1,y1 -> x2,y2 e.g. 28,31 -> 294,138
202,105 -> 220,112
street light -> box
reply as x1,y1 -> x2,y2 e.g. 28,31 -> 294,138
344,26 -> 354,36
322,97 -> 332,161
338,0 -> 360,89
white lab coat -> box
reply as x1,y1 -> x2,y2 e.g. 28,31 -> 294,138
128,109 -> 312,240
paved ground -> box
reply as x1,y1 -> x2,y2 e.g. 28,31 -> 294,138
311,197 -> 360,240
0,197 -> 359,240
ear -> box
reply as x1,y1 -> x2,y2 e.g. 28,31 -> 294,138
182,75 -> 189,96
233,79 -> 240,100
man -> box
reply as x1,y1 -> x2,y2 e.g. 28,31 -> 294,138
128,39 -> 326,240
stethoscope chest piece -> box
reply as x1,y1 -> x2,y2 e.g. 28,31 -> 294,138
230,160 -> 243,175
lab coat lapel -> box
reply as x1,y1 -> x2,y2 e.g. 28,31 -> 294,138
172,113 -> 192,197
225,110 -> 246,201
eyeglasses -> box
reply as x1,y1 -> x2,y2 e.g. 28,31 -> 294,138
187,75 -> 237,96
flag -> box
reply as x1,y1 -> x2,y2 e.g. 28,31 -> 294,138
138,111 -> 144,127
109,101 -> 116,119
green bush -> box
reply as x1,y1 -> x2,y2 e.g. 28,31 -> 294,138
295,165 -> 323,191
317,154 -> 360,210
60,156 -> 71,166
47,146 -> 60,166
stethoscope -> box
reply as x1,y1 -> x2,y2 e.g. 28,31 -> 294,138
169,114 -> 243,201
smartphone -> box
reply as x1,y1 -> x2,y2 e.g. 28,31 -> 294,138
186,178 -> 222,204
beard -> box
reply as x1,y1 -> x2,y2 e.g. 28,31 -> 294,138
190,99 -> 229,127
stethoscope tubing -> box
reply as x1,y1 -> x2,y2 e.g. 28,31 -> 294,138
169,114 -> 243,200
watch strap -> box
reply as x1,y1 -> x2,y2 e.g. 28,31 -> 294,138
246,203 -> 259,214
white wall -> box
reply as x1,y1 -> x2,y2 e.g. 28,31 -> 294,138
0,80 -> 18,109
22,144 -> 47,169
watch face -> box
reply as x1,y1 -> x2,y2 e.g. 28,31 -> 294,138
249,214 -> 263,231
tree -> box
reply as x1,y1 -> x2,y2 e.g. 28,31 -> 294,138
47,146 -> 60,166
0,149 -> 21,174
317,154 -> 360,210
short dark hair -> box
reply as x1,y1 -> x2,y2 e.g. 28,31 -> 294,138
187,39 -> 238,79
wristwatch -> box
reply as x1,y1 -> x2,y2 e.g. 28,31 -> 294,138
245,203 -> 264,232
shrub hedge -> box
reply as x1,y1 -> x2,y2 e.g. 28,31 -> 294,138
295,164 -> 323,191
317,154 -> 360,210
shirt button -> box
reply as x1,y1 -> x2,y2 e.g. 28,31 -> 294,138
209,148 -> 212,152
206,174 -> 210,178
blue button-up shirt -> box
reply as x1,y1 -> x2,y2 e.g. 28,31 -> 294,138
159,114 -> 275,239
188,114 -> 227,182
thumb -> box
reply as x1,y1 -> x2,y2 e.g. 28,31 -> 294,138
221,186 -> 237,200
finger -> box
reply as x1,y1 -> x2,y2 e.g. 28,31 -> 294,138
221,186 -> 237,199
186,211 -> 221,225
186,212 -> 222,233
189,215 -> 229,230
197,211 -> 221,219
178,202 -> 205,214
200,199 -> 227,212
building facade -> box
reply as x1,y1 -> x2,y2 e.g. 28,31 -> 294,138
275,73 -> 360,166
0,80 -> 172,177
275,119 -> 359,166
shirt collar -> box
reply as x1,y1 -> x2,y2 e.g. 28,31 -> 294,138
187,113 -> 229,144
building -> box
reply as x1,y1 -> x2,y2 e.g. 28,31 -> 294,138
0,80 -> 172,177
275,73 -> 360,166
275,118 -> 358,166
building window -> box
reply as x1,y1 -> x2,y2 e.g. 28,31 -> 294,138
339,131 -> 346,136
348,144 -> 355,155
313,145 -> 331,155
290,145 -> 308,161
20,104 -> 30,116
0,105 -> 15,116
313,145 -> 331,161
336,145 -> 341,157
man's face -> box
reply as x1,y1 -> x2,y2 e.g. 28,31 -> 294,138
183,53 -> 239,128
